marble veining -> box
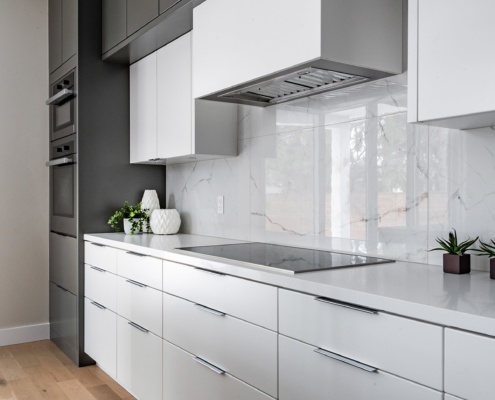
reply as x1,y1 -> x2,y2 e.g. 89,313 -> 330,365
166,73 -> 495,271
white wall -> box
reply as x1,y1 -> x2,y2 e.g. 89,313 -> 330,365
167,73 -> 495,272
0,0 -> 49,344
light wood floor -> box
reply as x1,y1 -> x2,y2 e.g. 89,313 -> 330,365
0,340 -> 135,400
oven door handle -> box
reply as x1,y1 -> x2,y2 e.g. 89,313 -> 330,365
45,155 -> 77,167
46,89 -> 74,106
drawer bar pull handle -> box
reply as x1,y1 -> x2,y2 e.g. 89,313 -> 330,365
126,251 -> 146,258
91,301 -> 106,310
194,267 -> 225,277
90,266 -> 106,273
90,243 -> 105,247
194,303 -> 226,317
55,284 -> 69,293
128,321 -> 149,333
314,297 -> 378,314
126,279 -> 147,288
193,356 -> 225,375
314,348 -> 377,373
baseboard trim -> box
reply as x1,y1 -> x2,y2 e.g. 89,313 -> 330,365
0,323 -> 50,346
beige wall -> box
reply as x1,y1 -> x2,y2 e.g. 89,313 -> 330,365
0,1 -> 49,333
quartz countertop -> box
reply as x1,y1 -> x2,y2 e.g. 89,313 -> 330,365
84,232 -> 495,337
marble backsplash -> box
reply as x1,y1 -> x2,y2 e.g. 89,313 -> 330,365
166,73 -> 495,271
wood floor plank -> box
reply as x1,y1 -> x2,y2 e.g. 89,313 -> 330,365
37,353 -> 75,382
24,365 -> 70,400
0,357 -> 27,381
65,364 -> 105,389
87,384 -> 122,400
84,366 -> 134,400
0,370 -> 15,400
57,379 -> 98,400
10,376 -> 45,400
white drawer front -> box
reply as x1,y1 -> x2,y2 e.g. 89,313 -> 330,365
84,242 -> 117,274
117,276 -> 162,337
279,335 -> 443,400
163,339 -> 274,400
84,264 -> 117,312
84,298 -> 117,379
117,316 -> 162,400
445,328 -> 495,400
162,261 -> 277,330
279,289 -> 443,390
117,249 -> 162,290
163,292 -> 277,397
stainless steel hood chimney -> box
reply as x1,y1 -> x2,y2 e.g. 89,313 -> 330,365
193,0 -> 404,107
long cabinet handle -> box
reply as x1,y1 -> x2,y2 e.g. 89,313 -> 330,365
194,267 -> 225,277
126,279 -> 147,288
90,266 -> 106,273
314,348 -> 377,373
91,301 -> 106,310
55,284 -> 69,293
193,356 -> 225,375
126,251 -> 146,258
128,321 -> 149,333
90,243 -> 105,247
314,297 -> 378,314
194,303 -> 226,317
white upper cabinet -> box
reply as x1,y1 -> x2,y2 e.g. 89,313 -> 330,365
408,0 -> 495,129
193,0 -> 403,104
130,32 -> 238,165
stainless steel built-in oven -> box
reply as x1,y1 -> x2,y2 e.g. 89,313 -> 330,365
47,135 -> 77,237
47,70 -> 76,141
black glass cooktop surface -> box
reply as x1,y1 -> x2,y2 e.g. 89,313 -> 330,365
179,242 -> 394,274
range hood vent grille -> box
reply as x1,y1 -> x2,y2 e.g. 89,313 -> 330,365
219,67 -> 369,105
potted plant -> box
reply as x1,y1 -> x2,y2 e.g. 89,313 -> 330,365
108,201 -> 150,235
429,229 -> 478,274
473,239 -> 495,279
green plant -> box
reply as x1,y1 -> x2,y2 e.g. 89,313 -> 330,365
473,239 -> 495,258
429,229 -> 478,255
108,201 -> 150,235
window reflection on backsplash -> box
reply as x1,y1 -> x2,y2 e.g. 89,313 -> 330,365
166,73 -> 495,271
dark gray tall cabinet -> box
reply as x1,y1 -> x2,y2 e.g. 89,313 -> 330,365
48,0 -> 166,366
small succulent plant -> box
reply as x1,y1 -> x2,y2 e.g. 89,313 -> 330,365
429,229 -> 478,256
473,239 -> 495,258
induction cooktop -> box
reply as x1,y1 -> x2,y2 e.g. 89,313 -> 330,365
179,242 -> 394,274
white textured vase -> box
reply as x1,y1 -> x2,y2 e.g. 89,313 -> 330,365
141,190 -> 160,233
141,190 -> 160,215
150,209 -> 181,235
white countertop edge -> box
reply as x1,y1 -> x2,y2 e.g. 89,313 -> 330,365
84,233 -> 495,337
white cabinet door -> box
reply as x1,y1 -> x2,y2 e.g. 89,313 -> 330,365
84,264 -> 117,312
279,289 -> 443,390
130,51 -> 157,163
162,292 -> 277,397
116,249 -> 162,290
117,315 -> 162,400
117,276 -> 162,337
445,328 -> 495,400
157,33 -> 192,159
84,298 -> 117,379
162,261 -> 277,330
279,335 -> 443,400
409,0 -> 495,129
445,395 -> 465,400
163,339 -> 274,400
84,242 -> 117,274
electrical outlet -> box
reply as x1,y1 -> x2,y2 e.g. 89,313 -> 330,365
217,196 -> 224,214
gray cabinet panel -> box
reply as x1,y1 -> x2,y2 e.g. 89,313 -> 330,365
127,0 -> 159,36
160,0 -> 178,14
102,0 -> 126,53
49,0 -> 62,73
50,282 -> 77,363
62,0 -> 77,63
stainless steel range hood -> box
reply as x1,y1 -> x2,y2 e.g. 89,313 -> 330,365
193,0 -> 404,107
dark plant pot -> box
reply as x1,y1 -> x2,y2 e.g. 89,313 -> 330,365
443,254 -> 471,274
490,259 -> 495,280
